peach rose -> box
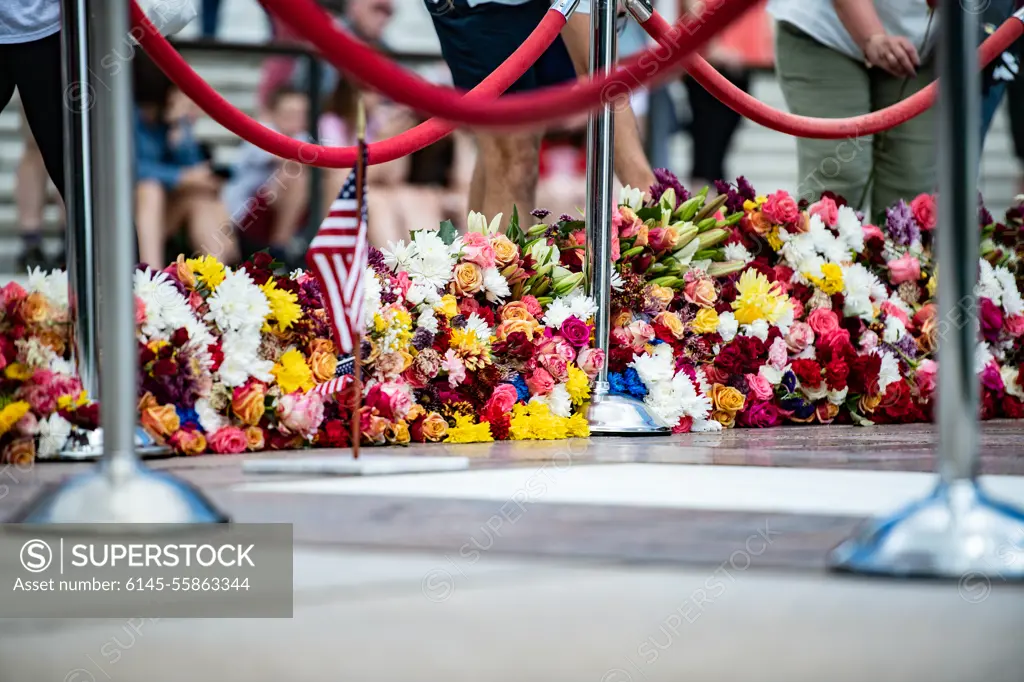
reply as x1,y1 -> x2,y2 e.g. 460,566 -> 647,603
169,428 -> 207,456
654,311 -> 686,339
576,347 -> 605,378
462,231 -> 497,268
710,383 -> 746,414
209,426 -> 248,454
645,284 -> 675,313
17,292 -> 50,325
806,308 -> 840,335
492,235 -> 520,267
245,426 -> 266,451
785,321 -> 815,353
2,438 -> 35,466
612,310 -> 634,328
625,320 -> 655,347
496,319 -> 540,342
37,330 -> 66,356
420,412 -> 449,442
684,278 -> 717,307
613,205 -> 644,238
746,211 -> 773,236
309,350 -> 338,383
140,403 -> 180,442
500,301 -> 537,323
308,338 -> 336,356
452,262 -> 484,296
540,353 -> 569,382
231,381 -> 268,426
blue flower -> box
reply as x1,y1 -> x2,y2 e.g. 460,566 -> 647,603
623,367 -> 648,398
609,372 -> 626,395
781,371 -> 797,394
651,338 -> 665,345
780,396 -> 815,420
176,406 -> 199,428
510,376 -> 530,403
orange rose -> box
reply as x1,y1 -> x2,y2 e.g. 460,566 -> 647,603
710,383 -> 746,414
613,311 -> 634,328
858,394 -> 882,414
309,350 -> 338,383
421,412 -> 449,442
17,292 -> 50,325
712,409 -> 736,428
406,404 -> 427,423
173,255 -> 196,289
747,210 -> 773,236
231,382 -> 267,426
37,330 -> 67,356
452,262 -> 484,296
308,338 -> 336,356
495,319 -> 539,342
2,437 -> 35,466
245,426 -> 266,451
385,420 -> 411,445
169,429 -> 207,456
140,403 -> 180,442
653,311 -> 686,339
491,235 -> 520,267
646,285 -> 675,312
499,301 -> 536,323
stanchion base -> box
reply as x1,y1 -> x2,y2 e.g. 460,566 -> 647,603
43,426 -> 172,461
828,479 -> 1024,579
586,389 -> 671,435
10,465 -> 228,524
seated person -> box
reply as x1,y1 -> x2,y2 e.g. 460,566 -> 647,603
134,56 -> 235,267
222,86 -> 311,262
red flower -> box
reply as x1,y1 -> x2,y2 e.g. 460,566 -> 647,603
817,328 -> 855,365
493,331 -> 533,359
715,344 -> 745,375
672,416 -> 694,434
703,364 -> 731,385
791,359 -> 823,389
319,419 -> 350,447
208,342 -> 224,372
738,401 -> 781,428
152,359 -> 178,376
910,193 -> 937,230
877,379 -> 915,422
485,412 -> 512,440
170,327 -> 190,347
848,353 -> 881,395
824,359 -> 849,391
979,298 -> 1004,344
1002,395 -> 1024,419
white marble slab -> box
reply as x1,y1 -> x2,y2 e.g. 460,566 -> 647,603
242,455 -> 470,477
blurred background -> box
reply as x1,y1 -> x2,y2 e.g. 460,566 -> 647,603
0,0 -> 1019,273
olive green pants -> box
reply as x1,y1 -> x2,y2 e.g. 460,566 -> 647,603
775,21 -> 937,217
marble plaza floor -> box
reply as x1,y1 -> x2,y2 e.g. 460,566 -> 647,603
1,423 -> 1023,681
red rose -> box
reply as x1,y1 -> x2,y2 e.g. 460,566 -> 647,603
824,359 -> 849,391
762,190 -> 800,226
910,193 -> 937,231
791,359 -> 823,389
560,317 -> 592,347
979,298 -> 1004,343
320,419 -> 351,447
208,342 -> 224,372
715,344 -> 745,375
1002,395 -> 1024,419
848,354 -> 882,395
739,401 -> 781,428
482,384 -> 520,423
170,327 -> 190,347
817,328 -> 854,365
703,364 -> 731,385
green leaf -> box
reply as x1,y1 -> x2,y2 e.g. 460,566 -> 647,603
506,205 -> 523,245
438,219 -> 458,246
636,207 -> 661,222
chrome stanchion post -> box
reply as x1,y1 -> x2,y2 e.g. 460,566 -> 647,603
14,0 -> 226,523
828,0 -> 1024,577
584,0 -> 668,434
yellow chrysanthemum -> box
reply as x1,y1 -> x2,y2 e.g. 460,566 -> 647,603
565,365 -> 591,406
805,262 -> 845,296
691,308 -> 720,334
373,313 -> 388,334
509,403 -> 569,441
732,269 -> 790,325
449,327 -> 492,371
261,280 -> 303,332
57,391 -> 90,411
271,348 -> 315,394
0,401 -> 31,438
566,412 -> 590,438
765,226 -> 784,252
4,364 -> 33,381
186,255 -> 226,290
435,295 -> 459,319
445,413 -> 494,443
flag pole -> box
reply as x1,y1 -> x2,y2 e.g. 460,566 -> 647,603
351,95 -> 368,459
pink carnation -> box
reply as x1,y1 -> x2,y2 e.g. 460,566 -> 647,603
521,295 -> 543,319
1005,314 -> 1024,338
462,232 -> 497,269
364,381 -> 413,421
443,349 -> 467,388
767,337 -> 789,370
762,190 -> 799,226
915,359 -> 938,397
785,321 -> 815,353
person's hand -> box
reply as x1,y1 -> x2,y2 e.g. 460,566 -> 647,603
864,34 -> 920,78
178,164 -> 219,190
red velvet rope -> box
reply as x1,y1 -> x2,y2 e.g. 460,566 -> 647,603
129,1 -> 566,166
649,11 -> 1024,139
258,0 -> 759,126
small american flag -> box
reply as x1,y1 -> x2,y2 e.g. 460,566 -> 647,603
306,143 -> 368,355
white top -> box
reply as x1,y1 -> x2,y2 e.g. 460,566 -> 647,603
767,0 -> 936,62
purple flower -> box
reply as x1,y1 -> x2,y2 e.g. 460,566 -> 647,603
411,328 -> 434,351
558,213 -> 574,223
531,208 -> 551,220
885,200 -> 921,246
367,247 -> 388,275
649,168 -> 689,207
714,179 -> 745,214
450,314 -> 467,329
736,176 -> 757,202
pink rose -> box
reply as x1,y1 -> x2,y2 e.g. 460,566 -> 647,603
862,223 -> 885,243
762,190 -> 799,226
910,193 -> 937,231
1005,313 -> 1024,338
768,337 -> 788,370
809,197 -> 839,227
484,383 -> 519,417
880,301 -> 911,328
915,359 -> 938,397
209,426 -> 248,455
610,327 -> 632,348
860,330 -> 879,351
365,381 -> 414,421
15,411 -> 38,437
613,206 -> 643,238
134,296 -> 147,326
540,353 -> 569,382
684,277 -> 717,307
1,281 -> 27,309
888,253 -> 921,285
462,231 -> 497,269
275,392 -> 326,440
576,347 -> 605,378
647,227 -> 678,252
521,295 -> 543,319
526,368 -> 556,396
806,308 -> 840,336
537,337 -> 576,362
625,320 -> 655,348
981,362 -> 1005,393
785,321 -> 815,353
745,373 -> 774,401
560,316 -> 591,347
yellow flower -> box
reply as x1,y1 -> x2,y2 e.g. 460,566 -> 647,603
0,401 -> 31,438
4,364 -> 33,381
565,365 -> 591,406
261,280 -> 303,332
732,269 -> 790,325
566,412 -> 590,438
805,262 -> 845,295
765,226 -> 784,252
710,383 -> 746,414
690,308 -> 720,334
509,403 -> 570,441
57,391 -> 89,411
926,270 -> 937,298
271,348 -> 315,394
449,327 -> 492,371
742,195 -> 767,212
444,413 -> 494,443
435,295 -> 459,319
186,255 -> 226,290
373,313 -> 388,334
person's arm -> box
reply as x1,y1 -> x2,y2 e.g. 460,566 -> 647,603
833,0 -> 920,76
135,117 -> 186,187
561,12 -> 656,193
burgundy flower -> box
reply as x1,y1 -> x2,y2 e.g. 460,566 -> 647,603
979,298 -> 1004,344
739,401 -> 781,428
824,359 -> 849,391
848,354 -> 882,395
791,359 -> 823,389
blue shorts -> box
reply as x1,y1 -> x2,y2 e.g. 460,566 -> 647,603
425,0 -> 577,94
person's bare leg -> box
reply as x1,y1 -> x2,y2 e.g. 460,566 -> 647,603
367,191 -> 405,247
477,131 -> 541,226
135,180 -> 168,267
268,165 -> 309,249
468,146 -> 486,214
16,137 -> 47,234
186,190 -> 238,263
561,12 -> 656,192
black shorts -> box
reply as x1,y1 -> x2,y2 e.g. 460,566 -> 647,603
425,0 -> 577,94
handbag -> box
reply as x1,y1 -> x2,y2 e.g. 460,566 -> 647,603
136,0 -> 198,37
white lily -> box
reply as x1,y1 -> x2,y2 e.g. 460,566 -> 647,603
467,210 -> 502,235
619,185 -> 645,211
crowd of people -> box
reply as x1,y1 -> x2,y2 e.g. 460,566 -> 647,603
5,0 -> 1024,271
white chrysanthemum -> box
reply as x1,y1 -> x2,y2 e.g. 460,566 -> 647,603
363,268 -> 383,328
975,342 -> 995,374
828,387 -> 849,405
382,239 -> 415,272
842,263 -> 885,320
629,344 -> 676,385
779,231 -> 817,271
49,355 -> 76,376
411,229 -> 451,262
976,260 -> 1002,304
16,337 -> 55,370
994,264 -> 1023,316
716,311 -> 738,342
417,308 -> 439,335
566,292 -> 599,322
741,320 -> 770,341
883,316 -> 907,343
692,417 -> 723,432
196,397 -> 227,433
134,268 -> 215,369
407,256 -> 453,291
836,205 -> 865,254
205,268 -> 269,332
542,298 -> 573,329
643,369 -> 712,427
1003,366 -> 1024,399
610,271 -> 624,291
482,267 -> 511,302
464,312 -> 492,341
694,367 -> 712,395
723,242 -> 753,264
37,414 -> 72,459
877,351 -> 901,396
26,267 -> 69,309
532,384 -> 572,418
